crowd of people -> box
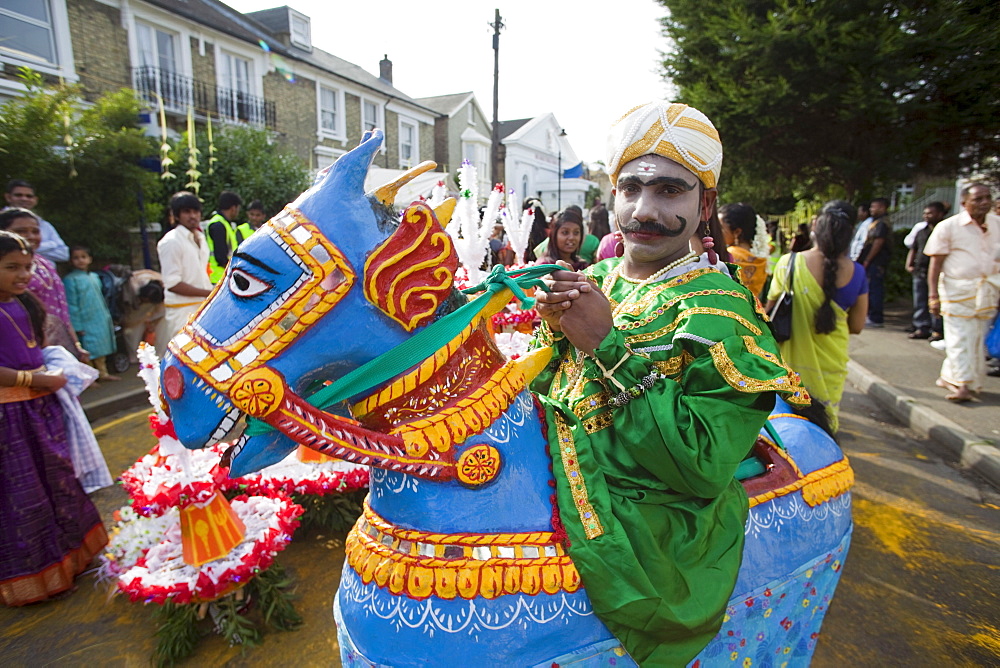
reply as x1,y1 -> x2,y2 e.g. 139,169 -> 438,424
1,102 -> 997,654
502,182 -> 999,419
0,180 -> 268,605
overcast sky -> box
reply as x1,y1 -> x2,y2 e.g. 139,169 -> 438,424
226,0 -> 670,167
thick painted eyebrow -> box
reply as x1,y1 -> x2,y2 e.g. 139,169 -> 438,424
233,251 -> 279,275
617,174 -> 696,190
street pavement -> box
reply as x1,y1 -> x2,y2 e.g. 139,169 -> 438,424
814,386 -> 1000,666
846,302 -> 1000,489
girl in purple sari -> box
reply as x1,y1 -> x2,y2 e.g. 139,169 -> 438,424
0,208 -> 88,362
0,227 -> 107,605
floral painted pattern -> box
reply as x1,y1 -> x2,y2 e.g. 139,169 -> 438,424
690,530 -> 851,668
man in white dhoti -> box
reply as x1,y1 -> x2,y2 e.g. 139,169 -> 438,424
155,192 -> 213,358
925,183 -> 1000,401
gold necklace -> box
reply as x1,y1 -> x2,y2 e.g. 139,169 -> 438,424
606,252 -> 700,317
0,300 -> 37,348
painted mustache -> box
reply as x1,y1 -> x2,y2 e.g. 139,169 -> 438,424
619,215 -> 688,238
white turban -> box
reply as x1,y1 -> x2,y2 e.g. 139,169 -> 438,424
606,102 -> 723,188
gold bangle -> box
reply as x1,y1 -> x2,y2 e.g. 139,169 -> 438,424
25,372 -> 33,387
15,370 -> 26,387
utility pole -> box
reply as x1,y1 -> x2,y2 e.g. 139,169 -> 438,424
490,9 -> 504,185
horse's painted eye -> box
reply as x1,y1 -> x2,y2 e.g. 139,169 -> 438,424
229,268 -> 270,298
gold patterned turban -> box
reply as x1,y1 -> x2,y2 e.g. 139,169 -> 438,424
606,102 -> 723,188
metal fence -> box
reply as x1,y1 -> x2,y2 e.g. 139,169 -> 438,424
132,66 -> 276,128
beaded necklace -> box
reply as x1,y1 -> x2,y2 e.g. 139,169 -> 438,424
604,251 -> 700,316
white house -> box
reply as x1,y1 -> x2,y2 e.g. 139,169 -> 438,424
499,113 -> 595,213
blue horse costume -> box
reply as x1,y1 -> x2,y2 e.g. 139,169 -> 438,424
160,131 -> 852,666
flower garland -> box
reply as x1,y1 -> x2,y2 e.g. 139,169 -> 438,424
491,307 -> 538,330
493,331 -> 534,360
232,455 -> 369,497
119,441 -> 231,516
104,495 -> 303,605
121,441 -> 370,515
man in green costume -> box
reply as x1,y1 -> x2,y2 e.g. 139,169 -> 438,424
532,101 -> 809,666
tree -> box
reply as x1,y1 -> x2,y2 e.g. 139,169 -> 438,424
658,0 -> 1000,206
166,124 -> 309,221
0,69 -> 163,261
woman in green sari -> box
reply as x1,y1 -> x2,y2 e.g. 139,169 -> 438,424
766,201 -> 868,433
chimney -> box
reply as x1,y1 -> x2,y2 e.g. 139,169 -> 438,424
379,55 -> 392,84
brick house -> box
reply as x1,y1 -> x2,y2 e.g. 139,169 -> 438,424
413,92 -> 492,197
0,0 -> 438,175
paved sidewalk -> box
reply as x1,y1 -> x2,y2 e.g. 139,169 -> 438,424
846,302 -> 1000,489
79,363 -> 148,421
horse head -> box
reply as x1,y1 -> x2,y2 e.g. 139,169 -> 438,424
159,130 -> 493,477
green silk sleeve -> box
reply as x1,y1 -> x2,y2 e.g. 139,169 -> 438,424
591,327 -> 773,498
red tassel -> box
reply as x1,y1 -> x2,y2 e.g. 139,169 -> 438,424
702,236 -> 718,264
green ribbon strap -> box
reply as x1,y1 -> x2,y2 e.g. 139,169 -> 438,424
244,264 -> 562,437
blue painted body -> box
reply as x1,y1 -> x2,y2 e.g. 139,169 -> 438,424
161,133 -> 852,666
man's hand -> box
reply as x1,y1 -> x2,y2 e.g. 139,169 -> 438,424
535,262 -> 592,332
558,283 -> 613,355
535,263 -> 614,352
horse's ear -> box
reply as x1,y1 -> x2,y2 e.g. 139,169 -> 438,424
363,201 -> 459,331
433,197 -> 456,228
373,161 -> 437,206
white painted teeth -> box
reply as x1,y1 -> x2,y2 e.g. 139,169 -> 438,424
210,405 -> 242,443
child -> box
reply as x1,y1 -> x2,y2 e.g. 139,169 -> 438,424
0,230 -> 108,605
63,246 -> 120,381
0,208 -> 88,362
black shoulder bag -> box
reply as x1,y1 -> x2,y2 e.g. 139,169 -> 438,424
768,252 -> 796,343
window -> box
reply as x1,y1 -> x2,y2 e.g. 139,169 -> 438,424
136,23 -> 178,73
318,85 -> 342,137
399,120 -> 417,168
219,52 -> 251,94
467,103 -> 475,125
314,145 -> 345,172
362,99 -> 381,131
462,141 -> 490,193
134,23 -> 187,111
290,12 -> 311,49
218,51 -> 263,124
0,0 -> 56,65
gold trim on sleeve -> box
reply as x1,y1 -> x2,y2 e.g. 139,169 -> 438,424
555,413 -> 604,539
709,338 -> 810,404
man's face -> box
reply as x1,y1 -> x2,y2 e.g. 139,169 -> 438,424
962,186 -> 993,220
5,186 -> 38,210
857,206 -> 869,221
923,207 -> 945,226
612,154 -> 712,265
176,207 -> 202,232
870,201 -> 887,217
247,209 -> 266,227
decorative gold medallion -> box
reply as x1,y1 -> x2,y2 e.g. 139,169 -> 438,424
230,366 -> 284,417
455,444 -> 502,486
